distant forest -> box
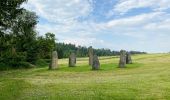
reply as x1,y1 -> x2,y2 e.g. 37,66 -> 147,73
56,43 -> 147,59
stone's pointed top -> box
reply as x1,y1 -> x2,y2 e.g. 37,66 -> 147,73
88,46 -> 93,52
89,46 -> 92,48
92,55 -> 100,70
120,50 -> 126,53
53,51 -> 58,57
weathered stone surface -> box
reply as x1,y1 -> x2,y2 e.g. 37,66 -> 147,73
69,53 -> 76,67
92,55 -> 100,70
88,46 -> 93,66
119,50 -> 126,68
126,52 -> 132,64
49,51 -> 58,70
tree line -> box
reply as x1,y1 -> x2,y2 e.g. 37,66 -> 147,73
55,43 -> 146,59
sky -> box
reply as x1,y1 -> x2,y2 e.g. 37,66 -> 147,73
22,0 -> 170,53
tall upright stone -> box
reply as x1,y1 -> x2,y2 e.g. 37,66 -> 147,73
126,52 -> 132,64
88,46 -> 93,66
92,55 -> 100,70
119,50 -> 126,68
69,53 -> 76,67
49,51 -> 58,70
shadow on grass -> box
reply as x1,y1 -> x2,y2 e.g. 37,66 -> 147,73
49,62 -> 144,72
125,62 -> 143,69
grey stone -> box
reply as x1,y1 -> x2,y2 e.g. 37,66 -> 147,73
126,52 -> 132,64
119,50 -> 126,68
92,55 -> 100,70
49,51 -> 58,70
69,53 -> 76,67
88,46 -> 93,66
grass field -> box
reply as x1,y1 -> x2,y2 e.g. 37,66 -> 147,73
0,54 -> 170,100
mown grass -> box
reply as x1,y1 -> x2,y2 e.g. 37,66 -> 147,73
0,54 -> 170,100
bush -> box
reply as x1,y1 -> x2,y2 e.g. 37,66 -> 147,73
44,59 -> 51,63
0,62 -> 10,70
0,61 -> 33,71
0,52 -> 33,69
4,53 -> 26,68
35,59 -> 49,67
19,62 -> 32,68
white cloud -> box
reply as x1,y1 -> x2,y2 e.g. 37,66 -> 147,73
113,0 -> 170,15
107,12 -> 164,28
23,0 -> 92,24
103,11 -> 170,39
144,19 -> 170,31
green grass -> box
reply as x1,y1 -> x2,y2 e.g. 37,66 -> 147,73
0,54 -> 170,100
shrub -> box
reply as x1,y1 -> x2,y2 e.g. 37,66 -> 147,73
35,59 -> 49,67
0,62 -> 10,70
0,52 -> 33,69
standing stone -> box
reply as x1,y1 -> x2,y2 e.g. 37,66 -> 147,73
69,53 -> 76,67
119,50 -> 126,68
126,52 -> 132,64
88,46 -> 93,66
49,51 -> 58,70
92,55 -> 100,70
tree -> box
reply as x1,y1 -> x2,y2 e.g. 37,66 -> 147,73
37,33 -> 56,59
0,0 -> 29,67
0,8 -> 39,66
55,43 -> 147,59
11,10 -> 38,64
0,0 -> 27,59
0,0 -> 27,30
45,32 -> 56,52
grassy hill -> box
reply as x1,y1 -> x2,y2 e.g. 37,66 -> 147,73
0,54 -> 170,100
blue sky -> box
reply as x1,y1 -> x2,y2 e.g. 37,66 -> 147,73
23,0 -> 170,53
